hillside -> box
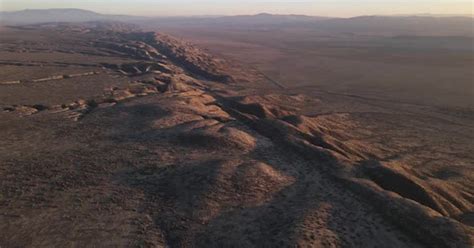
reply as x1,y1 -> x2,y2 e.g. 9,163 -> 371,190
0,23 -> 472,247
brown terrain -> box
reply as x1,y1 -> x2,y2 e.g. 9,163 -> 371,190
0,19 -> 473,248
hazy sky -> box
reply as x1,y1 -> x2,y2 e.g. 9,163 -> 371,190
1,0 -> 472,17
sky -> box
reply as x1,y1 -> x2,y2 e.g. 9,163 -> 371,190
1,0 -> 472,17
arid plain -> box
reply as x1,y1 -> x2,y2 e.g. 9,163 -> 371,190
0,10 -> 473,247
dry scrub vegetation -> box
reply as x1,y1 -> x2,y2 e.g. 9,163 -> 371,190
0,23 -> 472,247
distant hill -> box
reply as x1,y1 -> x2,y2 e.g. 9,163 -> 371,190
211,13 -> 331,25
0,8 -> 145,24
1,9 -> 472,36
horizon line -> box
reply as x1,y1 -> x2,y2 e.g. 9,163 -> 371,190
1,8 -> 473,19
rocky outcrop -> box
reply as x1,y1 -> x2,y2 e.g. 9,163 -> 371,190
149,33 -> 234,83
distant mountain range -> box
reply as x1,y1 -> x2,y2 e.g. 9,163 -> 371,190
1,9 -> 473,36
205,13 -> 331,25
0,8 -> 146,24
0,9 -> 331,25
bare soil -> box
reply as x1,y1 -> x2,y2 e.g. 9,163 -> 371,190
0,23 -> 472,247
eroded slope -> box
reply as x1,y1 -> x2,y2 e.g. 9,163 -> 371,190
0,24 -> 472,247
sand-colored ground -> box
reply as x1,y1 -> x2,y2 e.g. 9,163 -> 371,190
0,24 -> 472,247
